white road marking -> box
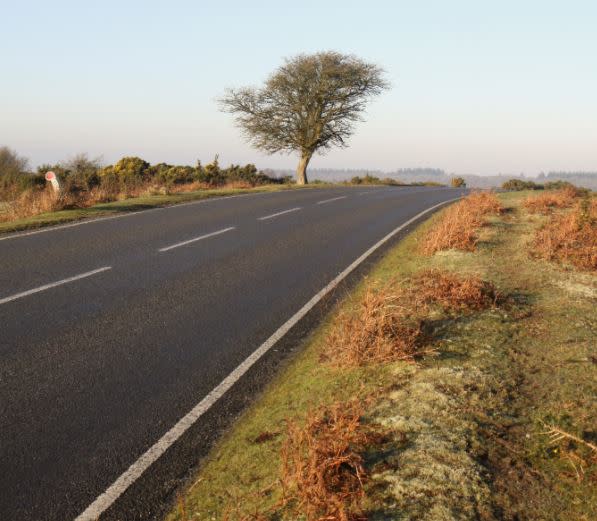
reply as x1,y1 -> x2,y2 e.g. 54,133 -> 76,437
358,191 -> 373,195
316,195 -> 347,205
74,196 -> 461,521
0,188 -> 331,243
158,227 -> 235,252
257,207 -> 302,221
0,213 -> 147,242
0,267 -> 112,306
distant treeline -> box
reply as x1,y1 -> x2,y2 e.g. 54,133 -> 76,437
543,171 -> 597,179
501,178 -> 591,192
270,168 -> 597,190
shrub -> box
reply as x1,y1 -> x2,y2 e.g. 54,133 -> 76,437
39,153 -> 104,192
0,147 -> 36,196
410,181 -> 446,187
502,179 -> 543,191
450,176 -> 466,188
543,180 -> 587,193
350,174 -> 381,185
0,150 -> 283,221
102,156 -> 151,190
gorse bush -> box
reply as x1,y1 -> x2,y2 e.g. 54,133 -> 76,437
502,179 -> 543,191
0,150 -> 284,221
349,174 -> 404,186
502,178 -> 588,193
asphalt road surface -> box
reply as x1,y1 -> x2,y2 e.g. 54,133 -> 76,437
0,185 -> 465,520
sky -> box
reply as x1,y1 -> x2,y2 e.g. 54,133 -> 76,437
1,0 -> 596,176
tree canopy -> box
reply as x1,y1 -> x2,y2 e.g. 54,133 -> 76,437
220,51 -> 388,184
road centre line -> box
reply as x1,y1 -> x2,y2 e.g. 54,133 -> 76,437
74,196 -> 461,521
257,207 -> 302,221
0,267 -> 112,306
316,195 -> 347,205
158,227 -> 236,252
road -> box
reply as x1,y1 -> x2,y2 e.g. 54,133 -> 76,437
0,185 -> 465,520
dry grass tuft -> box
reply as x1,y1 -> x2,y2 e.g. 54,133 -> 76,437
420,192 -> 502,255
280,401 -> 375,521
0,187 -> 85,221
0,181 -> 267,222
531,199 -> 597,271
410,269 -> 499,312
324,285 -> 425,367
523,187 -> 582,214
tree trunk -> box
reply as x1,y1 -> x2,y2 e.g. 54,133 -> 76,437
296,152 -> 312,185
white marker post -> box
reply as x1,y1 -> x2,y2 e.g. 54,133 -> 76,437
45,171 -> 62,193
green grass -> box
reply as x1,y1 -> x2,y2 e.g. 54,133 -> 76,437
0,184 -> 319,235
168,190 -> 596,521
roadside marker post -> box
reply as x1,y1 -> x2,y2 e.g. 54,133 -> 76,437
45,171 -> 62,193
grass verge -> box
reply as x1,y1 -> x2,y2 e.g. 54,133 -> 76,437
0,184 -> 313,235
167,191 -> 596,521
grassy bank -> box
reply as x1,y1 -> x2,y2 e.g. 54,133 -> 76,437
168,191 -> 595,521
0,184 -> 311,235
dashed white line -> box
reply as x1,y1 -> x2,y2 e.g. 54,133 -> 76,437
316,195 -> 347,205
158,227 -> 236,252
358,191 -> 373,195
257,207 -> 302,221
73,196 -> 461,521
0,267 -> 112,306
0,189 -> 298,243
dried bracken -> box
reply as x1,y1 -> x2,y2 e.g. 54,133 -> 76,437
542,424 -> 597,454
410,269 -> 499,312
523,186 -> 583,214
531,199 -> 597,271
0,181 -> 263,223
280,401 -> 375,521
420,192 -> 502,255
324,285 -> 425,367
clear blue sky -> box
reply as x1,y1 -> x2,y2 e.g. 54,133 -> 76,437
2,0 -> 596,175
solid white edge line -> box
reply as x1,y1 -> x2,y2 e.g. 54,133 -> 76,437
257,207 -> 302,221
316,195 -> 347,204
158,227 -> 235,252
0,267 -> 112,306
73,196 -> 460,521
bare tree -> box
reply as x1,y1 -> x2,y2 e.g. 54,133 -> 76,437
219,51 -> 388,184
